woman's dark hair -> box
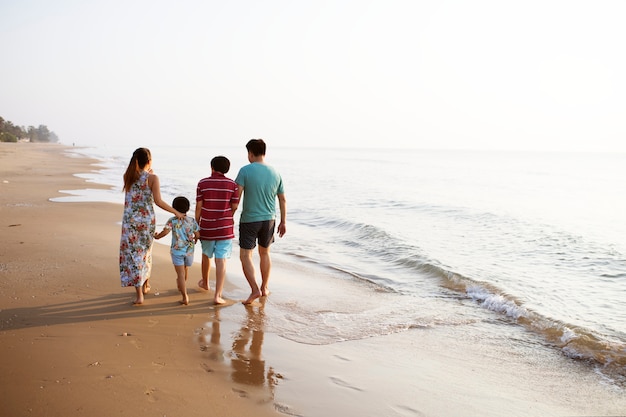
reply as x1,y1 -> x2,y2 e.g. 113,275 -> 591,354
123,148 -> 151,192
211,156 -> 230,174
172,196 -> 190,213
245,139 -> 266,156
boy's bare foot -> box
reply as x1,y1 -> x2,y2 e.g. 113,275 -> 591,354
213,296 -> 225,305
197,279 -> 209,291
243,291 -> 261,305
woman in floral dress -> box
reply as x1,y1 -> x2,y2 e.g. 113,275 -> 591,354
120,148 -> 182,305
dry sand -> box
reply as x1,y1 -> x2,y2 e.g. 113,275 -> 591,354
0,143 -> 280,417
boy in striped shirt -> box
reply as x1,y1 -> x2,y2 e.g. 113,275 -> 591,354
195,156 -> 239,304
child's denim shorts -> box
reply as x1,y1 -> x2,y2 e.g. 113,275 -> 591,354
171,250 -> 194,267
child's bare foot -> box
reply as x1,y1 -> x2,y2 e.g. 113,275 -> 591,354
213,296 -> 225,305
180,293 -> 189,305
243,291 -> 261,305
197,279 -> 209,291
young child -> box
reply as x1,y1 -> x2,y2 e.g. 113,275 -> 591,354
154,196 -> 200,305
195,156 -> 239,304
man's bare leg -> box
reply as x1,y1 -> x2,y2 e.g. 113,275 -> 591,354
240,248 -> 261,304
259,245 -> 271,297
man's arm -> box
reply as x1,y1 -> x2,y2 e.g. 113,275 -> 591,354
277,193 -> 286,237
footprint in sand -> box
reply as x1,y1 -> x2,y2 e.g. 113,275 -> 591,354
329,376 -> 363,392
148,319 -> 159,328
232,388 -> 248,398
144,387 -> 158,402
391,404 -> 426,417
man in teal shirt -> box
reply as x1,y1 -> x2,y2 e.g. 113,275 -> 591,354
235,139 -> 286,304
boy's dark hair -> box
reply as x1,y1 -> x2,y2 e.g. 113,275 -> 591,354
172,196 -> 190,213
246,139 -> 266,156
211,156 -> 230,174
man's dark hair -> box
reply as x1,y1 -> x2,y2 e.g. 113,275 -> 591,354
172,196 -> 190,213
246,139 -> 266,156
211,156 -> 230,174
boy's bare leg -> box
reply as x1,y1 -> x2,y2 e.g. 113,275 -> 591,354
198,253 -> 210,290
214,257 -> 227,304
175,265 -> 189,305
259,246 -> 271,297
240,248 -> 261,304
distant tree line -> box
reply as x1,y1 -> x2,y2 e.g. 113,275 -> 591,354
0,116 -> 59,143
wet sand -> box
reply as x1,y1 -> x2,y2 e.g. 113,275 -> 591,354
2,142 -> 626,417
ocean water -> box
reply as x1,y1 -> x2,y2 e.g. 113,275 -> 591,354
63,144 -> 626,388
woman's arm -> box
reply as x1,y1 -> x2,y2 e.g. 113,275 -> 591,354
149,174 -> 183,219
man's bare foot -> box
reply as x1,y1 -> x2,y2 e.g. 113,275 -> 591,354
261,288 -> 271,297
213,296 -> 225,305
197,279 -> 209,291
243,291 -> 261,305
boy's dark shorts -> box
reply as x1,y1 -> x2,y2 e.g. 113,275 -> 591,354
239,220 -> 275,249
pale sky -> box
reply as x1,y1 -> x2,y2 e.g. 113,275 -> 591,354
1,0 -> 625,152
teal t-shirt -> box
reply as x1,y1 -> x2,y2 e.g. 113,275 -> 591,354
235,162 -> 284,223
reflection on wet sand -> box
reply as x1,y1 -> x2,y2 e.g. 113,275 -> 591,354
200,299 -> 278,400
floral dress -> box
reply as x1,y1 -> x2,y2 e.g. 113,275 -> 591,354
119,171 -> 155,287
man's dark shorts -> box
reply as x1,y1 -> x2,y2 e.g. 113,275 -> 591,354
239,220 -> 275,249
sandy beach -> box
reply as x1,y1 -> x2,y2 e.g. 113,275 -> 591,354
2,143 -> 626,417
0,143 -> 280,417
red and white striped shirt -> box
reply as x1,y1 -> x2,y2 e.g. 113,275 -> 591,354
196,173 -> 239,241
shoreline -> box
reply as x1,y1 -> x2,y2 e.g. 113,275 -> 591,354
3,143 -> 626,417
0,143 -> 280,417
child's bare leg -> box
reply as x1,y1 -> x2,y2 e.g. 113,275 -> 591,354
214,258 -> 227,304
198,253 -> 210,290
175,265 -> 189,305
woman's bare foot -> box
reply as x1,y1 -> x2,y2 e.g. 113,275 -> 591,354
243,291 -> 261,305
134,287 -> 144,305
142,281 -> 151,294
213,296 -> 225,305
197,279 -> 209,291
